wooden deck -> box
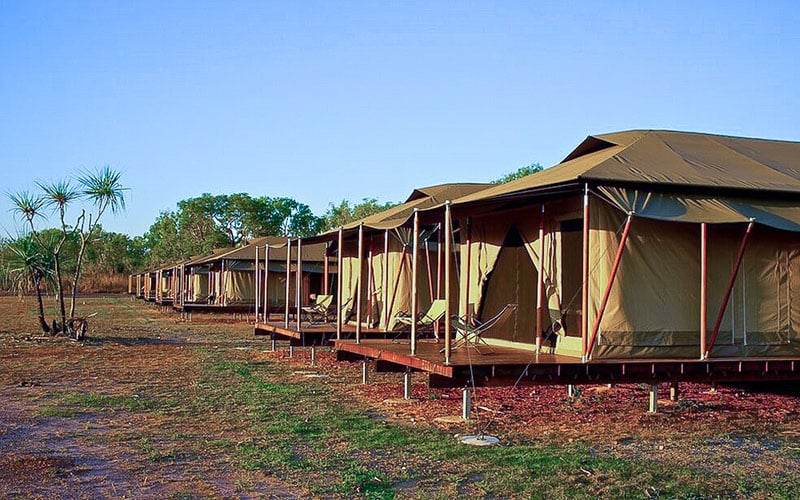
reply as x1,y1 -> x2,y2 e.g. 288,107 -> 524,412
333,338 -> 800,387
254,320 -> 400,346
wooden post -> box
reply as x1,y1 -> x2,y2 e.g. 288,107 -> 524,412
462,388 -> 471,420
444,202 -> 452,365
382,229 -> 390,330
264,245 -> 270,322
411,209 -> 419,356
296,238 -> 302,331
285,239 -> 291,329
700,222 -> 708,359
536,203 -> 545,353
706,219 -> 755,358
255,244 -> 260,321
581,185 -> 590,361
587,213 -> 633,359
356,223 -> 364,344
648,384 -> 658,413
336,227 -> 343,341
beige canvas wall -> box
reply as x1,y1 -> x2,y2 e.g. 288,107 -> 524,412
589,199 -> 800,359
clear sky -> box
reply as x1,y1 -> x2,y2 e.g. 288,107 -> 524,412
2,1 -> 798,237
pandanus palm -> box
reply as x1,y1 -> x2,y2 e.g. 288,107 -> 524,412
6,234 -> 54,334
37,180 -> 79,332
69,167 -> 128,321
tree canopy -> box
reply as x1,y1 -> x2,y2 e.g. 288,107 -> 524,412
492,163 -> 544,184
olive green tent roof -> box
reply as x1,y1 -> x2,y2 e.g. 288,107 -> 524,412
441,130 -> 800,232
188,236 -> 329,265
450,130 -> 800,207
301,183 -> 492,244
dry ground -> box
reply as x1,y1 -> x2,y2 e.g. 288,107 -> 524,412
1,295 -> 799,498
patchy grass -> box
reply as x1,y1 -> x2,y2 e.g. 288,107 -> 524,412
203,355 -> 723,498
3,295 -> 800,498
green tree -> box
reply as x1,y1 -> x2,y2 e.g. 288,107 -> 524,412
321,198 -> 398,231
492,163 -> 544,184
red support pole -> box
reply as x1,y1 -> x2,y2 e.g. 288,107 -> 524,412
700,223 -> 708,359
706,220 -> 754,358
587,214 -> 633,359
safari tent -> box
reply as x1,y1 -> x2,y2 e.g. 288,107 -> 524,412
177,237 -> 332,313
257,183 -> 492,344
335,130 -> 800,386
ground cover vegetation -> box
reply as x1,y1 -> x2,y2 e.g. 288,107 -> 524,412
1,295 -> 799,498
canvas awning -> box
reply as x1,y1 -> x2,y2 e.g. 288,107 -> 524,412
598,186 -> 800,232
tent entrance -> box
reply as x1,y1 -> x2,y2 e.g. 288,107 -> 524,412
479,226 -> 537,345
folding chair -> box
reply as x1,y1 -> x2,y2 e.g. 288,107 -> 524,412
388,299 -> 447,339
450,304 -> 518,354
301,294 -> 334,323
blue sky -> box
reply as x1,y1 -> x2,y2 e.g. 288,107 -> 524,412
1,1 -> 798,237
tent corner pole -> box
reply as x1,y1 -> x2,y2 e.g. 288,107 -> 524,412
700,222 -> 708,360
296,238 -> 302,332
581,184 -> 590,362
285,238 -> 291,329
336,227 -> 343,341
382,229 -> 390,331
535,203 -> 545,354
264,244 -> 270,323
444,201 -> 452,365
411,209 -> 420,356
356,223 -> 364,343
255,244 -> 260,322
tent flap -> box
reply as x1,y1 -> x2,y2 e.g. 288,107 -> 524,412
598,186 -> 800,232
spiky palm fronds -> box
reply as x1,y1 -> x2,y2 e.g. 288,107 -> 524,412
8,190 -> 45,222
77,166 -> 128,215
5,233 -> 54,292
37,179 -> 79,212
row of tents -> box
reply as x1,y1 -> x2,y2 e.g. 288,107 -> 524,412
131,130 -> 800,387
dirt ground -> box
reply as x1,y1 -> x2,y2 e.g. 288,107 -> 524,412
1,295 -> 799,498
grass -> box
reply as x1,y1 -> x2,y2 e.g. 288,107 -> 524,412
202,353 -> 721,498
36,391 -> 172,418
6,296 -> 800,498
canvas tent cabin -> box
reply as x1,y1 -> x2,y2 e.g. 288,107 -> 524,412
154,262 -> 182,306
176,248 -> 234,309
143,269 -> 158,302
249,237 -> 335,317
255,183 -> 492,345
336,130 -> 800,387
176,237 -> 333,314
